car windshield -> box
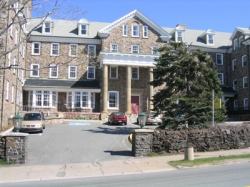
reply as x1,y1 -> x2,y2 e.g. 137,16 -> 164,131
113,112 -> 124,116
23,113 -> 41,121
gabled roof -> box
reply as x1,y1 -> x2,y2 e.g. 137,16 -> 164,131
98,9 -> 172,41
230,27 -> 250,40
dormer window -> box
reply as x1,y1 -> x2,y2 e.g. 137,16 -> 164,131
42,17 -> 53,34
177,31 -> 183,42
78,18 -> 89,36
205,29 -> 215,45
175,24 -> 186,42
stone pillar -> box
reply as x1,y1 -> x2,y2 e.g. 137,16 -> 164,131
4,133 -> 28,164
101,64 -> 108,118
148,67 -> 154,111
132,129 -> 154,157
125,66 -> 131,115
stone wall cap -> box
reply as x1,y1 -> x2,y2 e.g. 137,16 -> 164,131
132,129 -> 154,133
3,132 -> 29,137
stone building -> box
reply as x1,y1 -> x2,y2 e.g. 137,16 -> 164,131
0,0 -> 30,130
22,9 -> 250,120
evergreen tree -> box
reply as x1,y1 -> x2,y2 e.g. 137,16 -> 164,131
150,42 -> 226,129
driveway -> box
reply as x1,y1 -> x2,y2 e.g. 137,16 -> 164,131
26,121 -> 157,166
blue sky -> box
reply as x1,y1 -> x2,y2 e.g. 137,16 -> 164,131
33,0 -> 250,33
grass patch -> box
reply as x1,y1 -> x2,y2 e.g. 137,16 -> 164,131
0,160 -> 15,167
169,154 -> 250,168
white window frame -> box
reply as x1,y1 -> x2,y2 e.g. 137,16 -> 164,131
242,55 -> 247,67
87,66 -> 95,79
232,59 -> 236,71
68,66 -> 77,79
31,64 -> 39,77
233,79 -> 237,90
88,45 -> 96,58
239,36 -> 244,48
8,52 -> 11,67
6,80 -> 9,100
50,43 -> 59,56
110,66 -> 118,79
176,31 -> 183,42
79,24 -> 88,36
216,53 -> 223,65
234,100 -> 238,111
49,64 -> 58,78
110,44 -> 118,52
217,73 -> 224,85
32,42 -> 41,55
29,90 -> 57,108
131,45 -> 139,53
11,85 -> 14,103
243,77 -> 248,88
143,26 -> 148,38
234,39 -> 238,50
43,21 -> 52,34
244,98 -> 248,110
152,46 -> 159,55
132,67 -> 139,80
123,24 -> 128,36
132,24 -> 139,37
207,34 -> 214,44
69,44 -> 78,57
67,91 -> 92,109
108,91 -> 119,109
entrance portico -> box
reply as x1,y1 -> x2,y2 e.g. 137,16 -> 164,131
99,52 -> 156,118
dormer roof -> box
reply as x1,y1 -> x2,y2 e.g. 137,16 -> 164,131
98,9 -> 172,41
78,18 -> 89,24
230,27 -> 250,40
43,16 -> 53,22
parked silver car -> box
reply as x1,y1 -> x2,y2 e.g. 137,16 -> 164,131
20,112 -> 45,133
137,111 -> 162,125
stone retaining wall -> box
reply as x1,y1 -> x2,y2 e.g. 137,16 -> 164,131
0,133 -> 28,164
152,125 -> 250,153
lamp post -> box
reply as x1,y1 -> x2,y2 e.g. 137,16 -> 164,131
138,112 -> 147,129
13,114 -> 23,132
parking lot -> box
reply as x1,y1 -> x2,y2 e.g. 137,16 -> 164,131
26,121 -> 158,166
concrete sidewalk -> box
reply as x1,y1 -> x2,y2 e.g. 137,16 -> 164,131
1,148 -> 250,184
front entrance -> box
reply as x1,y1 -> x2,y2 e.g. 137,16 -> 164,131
131,96 -> 139,114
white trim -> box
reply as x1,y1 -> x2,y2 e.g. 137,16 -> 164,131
243,77 -> 248,89
123,24 -> 128,36
233,39 -> 238,50
50,43 -> 60,56
108,91 -> 119,109
216,53 -> 223,65
131,24 -> 139,37
217,73 -> 224,85
132,67 -> 139,80
88,45 -> 96,57
49,64 -> 58,78
69,44 -> 78,57
78,24 -> 89,36
239,36 -> 244,48
151,46 -> 159,55
110,43 -> 118,52
242,55 -> 247,67
207,34 -> 214,45
232,59 -> 236,71
68,66 -> 77,79
143,25 -> 148,38
43,21 -> 52,34
30,64 -> 39,77
32,42 -> 40,55
87,66 -> 95,79
175,31 -> 183,42
110,66 -> 118,79
131,45 -> 139,53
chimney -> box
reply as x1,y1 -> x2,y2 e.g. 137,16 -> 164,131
176,24 -> 187,30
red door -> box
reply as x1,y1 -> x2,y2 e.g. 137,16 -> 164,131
131,96 -> 139,114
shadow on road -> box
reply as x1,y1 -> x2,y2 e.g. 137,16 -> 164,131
83,126 -> 136,135
104,150 -> 132,157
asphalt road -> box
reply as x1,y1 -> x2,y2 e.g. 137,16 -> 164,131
26,121 -> 157,166
3,162 -> 250,187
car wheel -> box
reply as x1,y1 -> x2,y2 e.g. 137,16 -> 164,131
40,129 -> 43,133
43,125 -> 45,129
124,122 -> 127,125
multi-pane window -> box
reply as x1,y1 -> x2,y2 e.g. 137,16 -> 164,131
143,26 -> 148,38
207,34 -> 214,44
69,44 -> 78,57
81,92 -> 88,107
244,98 -> 248,110
44,22 -> 52,33
108,91 -> 119,108
30,90 -> 57,107
80,24 -> 87,35
67,92 -> 91,108
68,66 -> 77,79
52,92 -> 57,107
234,100 -> 238,111
242,55 -> 247,67
123,24 -> 128,36
50,64 -> 58,78
177,31 -> 183,42
6,80 -> 9,100
132,67 -> 139,79
110,44 -> 118,52
88,45 -> 96,57
91,93 -> 95,109
51,43 -> 59,56
233,79 -> 237,90
216,53 -> 223,65
87,66 -> 95,79
132,25 -> 139,37
31,64 -> 39,77
217,73 -> 224,85
131,45 -> 139,53
239,36 -> 244,48
32,42 -> 40,55
243,77 -> 248,88
110,66 -> 118,78
232,59 -> 236,71
152,46 -> 159,55
234,39 -> 238,50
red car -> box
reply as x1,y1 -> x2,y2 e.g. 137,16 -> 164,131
108,112 -> 127,125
